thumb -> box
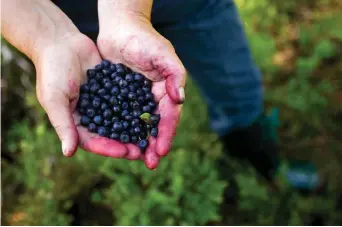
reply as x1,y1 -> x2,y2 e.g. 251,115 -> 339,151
39,92 -> 79,157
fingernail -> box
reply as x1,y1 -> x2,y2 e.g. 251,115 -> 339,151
62,143 -> 71,156
178,87 -> 185,103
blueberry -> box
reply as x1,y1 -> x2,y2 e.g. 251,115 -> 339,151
79,108 -> 86,114
80,93 -> 90,99
121,102 -> 129,110
133,127 -> 141,134
103,109 -> 113,120
131,119 -> 140,127
150,114 -> 160,125
80,116 -> 91,126
86,108 -> 96,118
102,78 -> 111,85
142,105 -> 151,113
104,82 -> 113,90
128,92 -> 136,100
95,64 -> 103,71
140,130 -> 148,139
142,85 -> 150,93
119,79 -> 128,88
128,84 -> 137,92
113,122 -> 123,132
90,83 -> 101,94
131,101 -> 140,109
114,75 -> 122,84
137,96 -> 145,104
124,115 -> 133,121
116,66 -> 126,76
93,115 -> 103,125
80,84 -> 90,93
88,123 -> 97,132
110,86 -> 120,95
146,124 -> 152,130
113,105 -> 121,113
131,135 -> 138,144
122,121 -> 130,129
103,95 -> 111,101
98,127 -> 108,137
120,87 -> 129,97
150,127 -> 158,137
112,116 -> 119,123
129,128 -> 135,135
136,89 -> 145,96
87,69 -> 96,78
125,73 -> 134,82
110,132 -> 120,140
95,72 -> 104,81
143,79 -> 151,86
102,69 -> 110,76
132,109 -> 142,118
109,96 -> 118,105
145,93 -> 154,101
103,119 -> 112,127
120,133 -> 130,143
138,139 -> 149,151
134,73 -> 144,82
148,101 -> 157,110
97,88 -> 107,96
101,60 -> 111,68
109,64 -> 117,72
101,103 -> 109,111
117,94 -> 125,101
79,99 -> 90,108
88,78 -> 98,84
121,109 -> 129,117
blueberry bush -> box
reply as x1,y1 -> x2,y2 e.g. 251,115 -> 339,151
2,0 -> 342,225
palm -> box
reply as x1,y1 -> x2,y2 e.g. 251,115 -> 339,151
97,19 -> 186,169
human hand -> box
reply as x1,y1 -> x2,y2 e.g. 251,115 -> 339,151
97,9 -> 186,169
35,33 -> 140,159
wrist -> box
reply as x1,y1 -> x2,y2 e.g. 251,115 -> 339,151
98,0 -> 153,25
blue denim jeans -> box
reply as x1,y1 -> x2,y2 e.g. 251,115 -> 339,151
53,0 -> 263,136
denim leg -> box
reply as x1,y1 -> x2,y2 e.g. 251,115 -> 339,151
152,0 -> 263,136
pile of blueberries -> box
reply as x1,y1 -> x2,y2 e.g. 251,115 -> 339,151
77,60 -> 160,151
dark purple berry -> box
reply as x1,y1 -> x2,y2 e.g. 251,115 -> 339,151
113,105 -> 121,113
79,99 -> 90,108
87,69 -> 96,78
146,124 -> 152,130
95,72 -> 104,81
142,86 -> 150,93
121,102 -> 129,110
137,96 -> 145,104
109,64 -> 117,72
142,105 -> 151,113
95,64 -> 103,71
122,121 -> 130,129
80,116 -> 91,126
145,93 -> 154,101
131,101 -> 140,109
112,117 -> 119,123
101,60 -> 111,68
93,115 -> 103,125
102,69 -> 110,76
102,77 -> 111,85
124,115 -> 133,121
121,109 -> 129,117
150,114 -> 160,125
151,127 -> 158,137
128,92 -> 136,100
113,122 -> 123,132
114,75 -> 122,84
104,82 -> 113,90
88,78 -> 97,84
97,88 -> 106,96
132,110 -> 142,118
120,87 -> 129,97
117,94 -> 125,101
148,101 -> 157,110
98,127 -> 108,137
133,127 -> 141,134
86,108 -> 96,118
80,84 -> 90,93
140,130 -> 148,139
109,96 -> 118,105
131,136 -> 138,144
138,139 -> 149,151
120,133 -> 130,143
134,73 -> 143,82
136,89 -> 145,96
88,123 -> 97,132
90,83 -> 101,94
143,79 -> 151,87
80,93 -> 90,99
110,86 -> 120,95
101,103 -> 109,111
92,99 -> 101,109
79,108 -> 86,114
103,109 -> 113,119
128,84 -> 137,92
110,132 -> 120,140
103,119 -> 112,127
131,119 -> 140,127
116,66 -> 125,75
125,73 -> 134,82
119,79 -> 128,88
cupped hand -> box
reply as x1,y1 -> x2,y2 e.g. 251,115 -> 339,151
35,33 -> 140,160
97,13 -> 186,169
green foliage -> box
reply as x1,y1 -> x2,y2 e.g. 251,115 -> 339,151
2,0 -> 342,226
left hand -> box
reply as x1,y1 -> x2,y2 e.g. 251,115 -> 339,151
97,10 -> 186,169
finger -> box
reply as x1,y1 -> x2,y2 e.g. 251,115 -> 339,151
125,144 -> 141,160
151,80 -> 166,102
156,95 -> 182,156
40,92 -> 79,157
143,137 -> 160,169
74,114 -> 129,158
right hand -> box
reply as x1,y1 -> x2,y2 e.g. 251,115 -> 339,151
35,33 -> 141,160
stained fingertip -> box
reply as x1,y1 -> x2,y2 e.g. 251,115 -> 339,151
125,144 -> 141,160
82,136 -> 128,158
144,137 -> 160,170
